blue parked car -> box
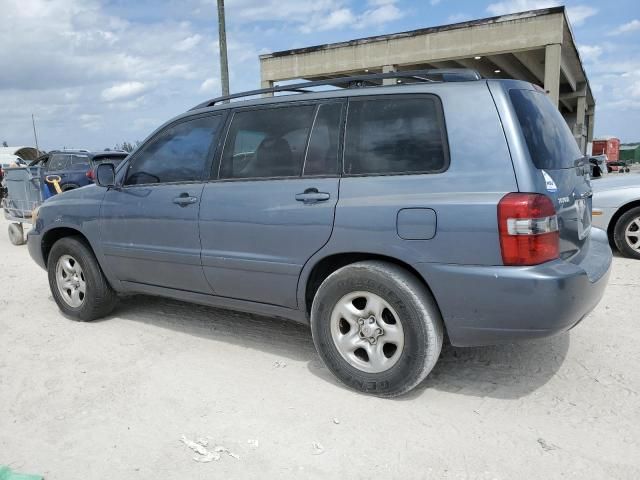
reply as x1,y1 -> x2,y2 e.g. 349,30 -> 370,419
31,150 -> 128,192
26,70 -> 612,397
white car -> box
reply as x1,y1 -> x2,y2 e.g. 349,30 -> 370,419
592,173 -> 640,259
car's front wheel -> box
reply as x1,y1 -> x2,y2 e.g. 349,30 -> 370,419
47,236 -> 117,321
614,206 -> 640,260
311,261 -> 443,397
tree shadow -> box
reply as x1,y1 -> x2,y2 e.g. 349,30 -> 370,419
114,295 -> 570,400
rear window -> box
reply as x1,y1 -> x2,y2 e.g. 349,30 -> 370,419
93,155 -> 127,166
69,155 -> 90,167
344,96 -> 448,175
509,89 -> 582,170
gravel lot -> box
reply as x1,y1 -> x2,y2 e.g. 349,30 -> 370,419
1,218 -> 639,479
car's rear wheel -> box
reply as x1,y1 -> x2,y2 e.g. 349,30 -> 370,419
614,206 -> 640,260
311,261 -> 443,397
47,236 -> 117,321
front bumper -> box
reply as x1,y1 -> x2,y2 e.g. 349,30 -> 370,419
416,228 -> 612,347
27,230 -> 46,270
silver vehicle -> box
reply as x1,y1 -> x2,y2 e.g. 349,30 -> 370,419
592,174 -> 640,259
27,69 -> 612,397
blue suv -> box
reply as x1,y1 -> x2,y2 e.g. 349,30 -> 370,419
27,70 -> 612,397
34,150 -> 128,192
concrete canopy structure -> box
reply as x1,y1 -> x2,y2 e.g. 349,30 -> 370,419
260,6 -> 595,152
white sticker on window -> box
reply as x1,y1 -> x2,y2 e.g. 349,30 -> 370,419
542,170 -> 557,192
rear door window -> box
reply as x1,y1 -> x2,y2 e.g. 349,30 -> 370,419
344,96 -> 449,175
219,104 -> 316,179
509,89 -> 582,170
303,102 -> 343,176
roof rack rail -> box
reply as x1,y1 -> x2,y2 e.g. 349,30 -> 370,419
190,68 -> 481,110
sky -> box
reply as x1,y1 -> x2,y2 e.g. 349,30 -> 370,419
1,0 -> 639,151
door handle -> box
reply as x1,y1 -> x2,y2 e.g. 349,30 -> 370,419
295,188 -> 330,204
173,193 -> 198,206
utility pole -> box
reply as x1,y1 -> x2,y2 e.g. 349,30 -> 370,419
31,114 -> 40,153
217,0 -> 230,98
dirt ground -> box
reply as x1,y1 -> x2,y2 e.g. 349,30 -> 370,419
1,218 -> 639,480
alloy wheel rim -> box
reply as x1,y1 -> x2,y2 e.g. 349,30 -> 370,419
625,217 -> 640,251
55,254 -> 86,308
330,291 -> 405,373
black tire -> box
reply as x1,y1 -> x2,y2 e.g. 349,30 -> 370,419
61,183 -> 80,192
310,261 -> 444,397
8,223 -> 25,246
613,206 -> 640,260
47,236 -> 117,321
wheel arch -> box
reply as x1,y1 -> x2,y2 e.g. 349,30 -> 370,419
302,252 -> 439,317
607,199 -> 640,247
41,226 -> 94,266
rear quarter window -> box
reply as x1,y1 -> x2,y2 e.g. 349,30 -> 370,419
509,89 -> 582,170
344,95 -> 449,175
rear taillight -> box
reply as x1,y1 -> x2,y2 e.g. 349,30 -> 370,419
498,193 -> 559,266
86,170 -> 94,180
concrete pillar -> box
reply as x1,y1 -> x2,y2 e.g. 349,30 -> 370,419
587,110 -> 595,148
544,44 -> 561,108
261,79 -> 274,97
575,94 -> 587,152
382,65 -> 397,86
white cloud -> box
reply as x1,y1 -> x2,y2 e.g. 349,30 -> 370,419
0,0 -> 240,149
487,0 -> 557,16
101,82 -> 148,102
430,0 -> 442,5
199,77 -> 219,93
630,79 -> 640,99
79,113 -> 102,130
302,8 -> 354,32
174,34 -> 203,52
578,44 -> 603,63
609,19 -> 640,36
486,1 -> 596,26
356,1 -> 403,28
226,0 -> 402,33
566,5 -> 597,26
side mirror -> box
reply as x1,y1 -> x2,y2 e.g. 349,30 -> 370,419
95,163 -> 116,188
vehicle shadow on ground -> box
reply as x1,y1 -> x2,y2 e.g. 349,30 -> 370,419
116,295 -> 570,400
116,295 -> 317,362
407,334 -> 570,400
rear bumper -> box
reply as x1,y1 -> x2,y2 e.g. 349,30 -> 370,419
27,230 -> 46,270
416,228 -> 612,347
